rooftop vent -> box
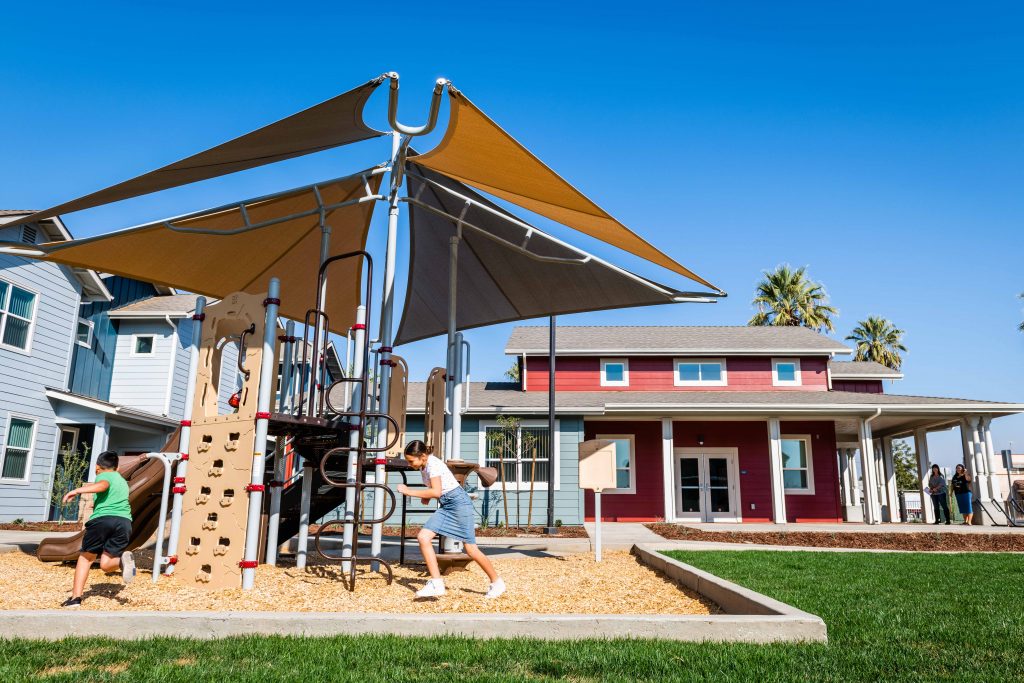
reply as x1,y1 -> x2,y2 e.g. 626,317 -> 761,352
20,225 -> 38,245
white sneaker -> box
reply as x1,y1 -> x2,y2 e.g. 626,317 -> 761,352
416,579 -> 446,598
121,551 -> 136,585
484,578 -> 506,599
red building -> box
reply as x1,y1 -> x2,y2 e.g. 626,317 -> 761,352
416,326 -> 1023,527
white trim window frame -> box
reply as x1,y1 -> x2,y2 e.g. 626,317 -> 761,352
600,358 -> 629,387
76,318 -> 95,348
478,419 -> 561,491
132,333 -> 156,356
772,358 -> 803,387
597,433 -> 636,494
0,278 -> 39,355
674,358 -> 727,387
780,433 -> 815,494
1,413 -> 37,484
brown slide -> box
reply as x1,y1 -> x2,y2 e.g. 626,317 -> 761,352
36,430 -> 180,563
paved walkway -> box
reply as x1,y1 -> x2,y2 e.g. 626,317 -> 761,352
584,522 -> 664,550
679,522 -> 1023,535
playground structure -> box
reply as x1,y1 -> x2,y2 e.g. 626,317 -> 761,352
10,72 -> 725,591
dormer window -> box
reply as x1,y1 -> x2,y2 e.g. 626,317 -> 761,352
674,359 -> 727,386
600,358 -> 629,387
772,358 -> 802,386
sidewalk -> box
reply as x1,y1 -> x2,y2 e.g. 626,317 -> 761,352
584,522 -> 664,550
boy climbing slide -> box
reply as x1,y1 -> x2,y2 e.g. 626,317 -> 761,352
60,451 -> 137,608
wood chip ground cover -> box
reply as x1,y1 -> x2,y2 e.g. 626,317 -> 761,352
0,549 -> 716,615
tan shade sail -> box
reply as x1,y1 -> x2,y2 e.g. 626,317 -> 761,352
413,89 -> 721,292
20,170 -> 383,333
10,78 -> 385,227
395,163 -> 701,345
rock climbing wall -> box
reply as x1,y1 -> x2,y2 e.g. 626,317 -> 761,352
176,292 -> 276,589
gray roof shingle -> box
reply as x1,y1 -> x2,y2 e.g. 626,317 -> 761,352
505,326 -> 851,355
109,294 -> 200,316
402,382 -> 1021,415
829,360 -> 902,379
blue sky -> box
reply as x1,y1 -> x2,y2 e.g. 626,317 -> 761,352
2,1 -> 1022,464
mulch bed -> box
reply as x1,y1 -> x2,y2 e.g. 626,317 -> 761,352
645,523 -> 1024,552
0,522 -> 82,532
311,524 -> 588,539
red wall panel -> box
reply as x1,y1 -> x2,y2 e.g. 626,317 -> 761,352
526,356 -> 829,392
832,380 -> 884,394
581,419 -> 842,523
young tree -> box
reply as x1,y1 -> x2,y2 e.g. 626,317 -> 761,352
50,444 -> 90,522
846,316 -> 907,370
892,440 -> 919,490
748,264 -> 838,332
484,414 -> 538,529
504,360 -> 521,383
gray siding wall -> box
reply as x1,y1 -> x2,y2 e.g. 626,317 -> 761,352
395,415 -> 585,527
168,318 -> 193,420
108,320 -> 178,416
0,229 -> 82,521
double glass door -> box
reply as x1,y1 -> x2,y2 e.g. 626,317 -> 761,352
674,448 -> 740,522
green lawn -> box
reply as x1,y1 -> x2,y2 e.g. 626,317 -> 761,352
2,551 -> 1021,682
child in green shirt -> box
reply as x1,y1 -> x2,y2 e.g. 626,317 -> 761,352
60,451 -> 136,608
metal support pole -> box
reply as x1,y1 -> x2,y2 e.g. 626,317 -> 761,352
164,296 -> 205,574
594,491 -> 602,562
341,305 -> 367,572
146,452 -> 177,583
545,316 -> 557,534
371,131 -> 403,570
444,234 -> 461,461
296,463 -> 314,570
241,277 -> 281,590
265,320 -> 295,567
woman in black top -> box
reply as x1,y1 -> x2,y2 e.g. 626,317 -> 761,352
951,464 -> 973,525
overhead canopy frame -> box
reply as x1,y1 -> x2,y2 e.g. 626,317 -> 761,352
9,77 -> 386,227
395,162 -> 713,345
411,87 -> 722,293
4,168 -> 385,333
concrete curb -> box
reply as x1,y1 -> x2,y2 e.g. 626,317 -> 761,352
632,544 -> 827,641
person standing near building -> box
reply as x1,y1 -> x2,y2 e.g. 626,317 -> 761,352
925,464 -> 951,525
951,464 -> 973,525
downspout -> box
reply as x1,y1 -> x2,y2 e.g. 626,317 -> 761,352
162,315 -> 178,417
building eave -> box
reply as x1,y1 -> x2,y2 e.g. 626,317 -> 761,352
506,348 -> 854,357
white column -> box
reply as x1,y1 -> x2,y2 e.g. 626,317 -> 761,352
981,416 -> 1003,501
87,420 -> 110,481
837,449 -> 850,507
914,428 -> 935,524
661,418 -> 675,522
767,418 -> 787,524
858,418 -> 881,524
881,437 -> 900,523
960,417 -> 986,526
847,449 -> 862,506
967,416 -> 991,526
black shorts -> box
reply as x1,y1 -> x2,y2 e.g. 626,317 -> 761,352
81,516 -> 132,557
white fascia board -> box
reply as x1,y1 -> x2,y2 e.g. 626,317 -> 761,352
602,402 -> 1024,414
45,388 -> 179,426
108,311 -> 190,319
506,348 -> 852,357
831,373 -> 904,381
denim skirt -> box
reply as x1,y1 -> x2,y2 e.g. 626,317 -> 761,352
424,487 -> 477,544
955,491 -> 973,515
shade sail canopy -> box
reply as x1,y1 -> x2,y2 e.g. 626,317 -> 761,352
12,170 -> 383,333
412,88 -> 721,292
10,78 -> 386,227
395,163 -> 707,345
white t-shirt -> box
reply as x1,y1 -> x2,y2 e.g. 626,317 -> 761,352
421,455 -> 460,494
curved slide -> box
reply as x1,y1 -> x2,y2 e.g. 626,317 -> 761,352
36,431 -> 180,562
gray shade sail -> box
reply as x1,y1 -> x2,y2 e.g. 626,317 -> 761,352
395,163 -> 709,345
9,78 -> 385,227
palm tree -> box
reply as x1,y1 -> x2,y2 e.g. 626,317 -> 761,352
1018,293 -> 1024,332
748,264 -> 838,332
845,316 -> 907,370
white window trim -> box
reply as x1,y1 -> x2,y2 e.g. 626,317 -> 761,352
673,358 -> 728,387
781,433 -> 815,495
76,318 -> 95,348
132,333 -> 156,356
596,433 -> 636,494
0,277 -> 39,355
477,419 -> 561,491
772,358 -> 802,387
1,413 -> 37,485
600,358 -> 629,387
